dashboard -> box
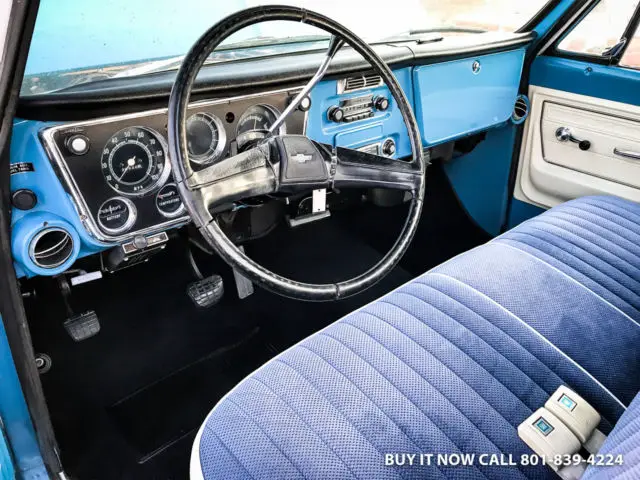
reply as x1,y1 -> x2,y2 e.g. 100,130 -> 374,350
10,37 -> 530,279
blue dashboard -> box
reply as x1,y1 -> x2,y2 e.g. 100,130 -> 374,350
10,48 -> 525,278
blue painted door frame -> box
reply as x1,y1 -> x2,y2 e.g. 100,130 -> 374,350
0,316 -> 47,479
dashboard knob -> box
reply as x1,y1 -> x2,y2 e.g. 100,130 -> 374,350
11,189 -> 37,210
327,106 -> 344,123
297,96 -> 312,112
66,134 -> 90,155
374,96 -> 390,111
382,139 -> 396,157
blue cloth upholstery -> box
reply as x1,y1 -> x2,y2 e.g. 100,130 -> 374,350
192,196 -> 640,480
583,392 -> 640,479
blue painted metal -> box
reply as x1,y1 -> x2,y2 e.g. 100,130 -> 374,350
412,49 -> 526,147
531,56 -> 640,106
444,124 -> 518,236
12,213 -> 83,278
508,198 -> 546,229
0,425 -> 15,480
0,316 -> 47,480
531,0 -> 579,39
10,121 -> 108,278
306,67 -> 414,158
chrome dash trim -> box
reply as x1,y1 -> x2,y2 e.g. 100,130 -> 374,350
40,86 -> 306,245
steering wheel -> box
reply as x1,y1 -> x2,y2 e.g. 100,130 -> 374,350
168,5 -> 425,301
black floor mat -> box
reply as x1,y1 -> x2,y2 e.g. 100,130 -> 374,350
108,327 -> 273,463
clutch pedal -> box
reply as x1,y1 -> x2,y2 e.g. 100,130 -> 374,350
187,275 -> 224,308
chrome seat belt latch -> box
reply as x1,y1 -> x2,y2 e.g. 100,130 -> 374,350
545,386 -> 605,453
518,407 -> 582,472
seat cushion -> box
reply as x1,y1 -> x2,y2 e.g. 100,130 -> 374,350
192,196 -> 640,480
583,392 -> 640,480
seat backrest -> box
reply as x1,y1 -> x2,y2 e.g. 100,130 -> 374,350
583,392 -> 640,479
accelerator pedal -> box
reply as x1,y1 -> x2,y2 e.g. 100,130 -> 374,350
64,311 -> 100,342
187,275 -> 224,308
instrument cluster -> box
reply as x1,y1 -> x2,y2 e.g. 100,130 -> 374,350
40,88 -> 307,244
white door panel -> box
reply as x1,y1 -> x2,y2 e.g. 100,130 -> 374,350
515,86 -> 640,208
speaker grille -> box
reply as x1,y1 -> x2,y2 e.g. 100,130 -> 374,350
338,73 -> 383,94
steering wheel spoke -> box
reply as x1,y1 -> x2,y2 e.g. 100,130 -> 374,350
332,145 -> 422,193
185,145 -> 277,212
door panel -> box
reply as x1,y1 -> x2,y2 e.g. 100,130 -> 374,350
543,101 -> 640,188
515,60 -> 640,209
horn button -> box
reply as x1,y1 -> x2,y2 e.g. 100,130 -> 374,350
275,135 -> 329,191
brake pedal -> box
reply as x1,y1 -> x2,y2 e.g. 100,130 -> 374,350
64,311 -> 100,342
187,275 -> 224,308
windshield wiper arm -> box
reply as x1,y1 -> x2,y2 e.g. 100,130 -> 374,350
408,27 -> 487,34
113,35 -> 331,78
214,34 -> 329,52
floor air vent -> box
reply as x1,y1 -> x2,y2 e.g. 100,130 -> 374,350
338,73 -> 383,93
30,228 -> 74,269
511,94 -> 530,124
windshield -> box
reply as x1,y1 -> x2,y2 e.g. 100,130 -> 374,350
22,0 -> 549,96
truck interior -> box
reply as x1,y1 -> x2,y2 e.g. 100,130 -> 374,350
0,1 -> 639,479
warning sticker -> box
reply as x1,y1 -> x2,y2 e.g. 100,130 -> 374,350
10,162 -> 35,175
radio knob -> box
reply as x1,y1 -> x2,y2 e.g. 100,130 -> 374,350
382,139 -> 396,157
374,96 -> 390,111
327,106 -> 344,123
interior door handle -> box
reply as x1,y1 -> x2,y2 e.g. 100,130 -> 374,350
613,148 -> 640,161
555,127 -> 591,151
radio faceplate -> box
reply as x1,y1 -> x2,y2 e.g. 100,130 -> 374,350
327,94 -> 389,124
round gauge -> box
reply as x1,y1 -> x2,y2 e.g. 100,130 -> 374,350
97,197 -> 137,234
235,104 -> 286,151
101,126 -> 170,196
156,183 -> 186,218
186,112 -> 226,165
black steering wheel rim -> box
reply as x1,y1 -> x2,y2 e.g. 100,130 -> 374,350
168,5 -> 426,301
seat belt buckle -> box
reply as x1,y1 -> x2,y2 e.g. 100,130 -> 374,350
518,408 -> 581,472
545,386 -> 600,444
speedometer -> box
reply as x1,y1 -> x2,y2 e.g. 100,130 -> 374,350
236,104 -> 286,151
101,126 -> 170,196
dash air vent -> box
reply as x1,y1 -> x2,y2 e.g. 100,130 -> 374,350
338,73 -> 383,94
511,94 -> 530,125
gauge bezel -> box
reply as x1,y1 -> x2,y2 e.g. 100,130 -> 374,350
96,196 -> 138,235
186,112 -> 227,166
155,183 -> 187,219
235,104 -> 287,151
102,126 -> 171,197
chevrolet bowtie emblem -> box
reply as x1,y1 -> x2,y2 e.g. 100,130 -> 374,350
291,153 -> 313,164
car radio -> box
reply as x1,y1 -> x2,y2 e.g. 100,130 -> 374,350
326,94 -> 390,123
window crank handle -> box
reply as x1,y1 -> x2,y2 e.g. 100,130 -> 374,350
555,127 -> 591,151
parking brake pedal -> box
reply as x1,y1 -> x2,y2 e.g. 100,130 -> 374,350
64,311 -> 101,342
187,275 -> 224,308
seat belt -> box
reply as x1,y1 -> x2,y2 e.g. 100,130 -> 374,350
518,386 -> 607,479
